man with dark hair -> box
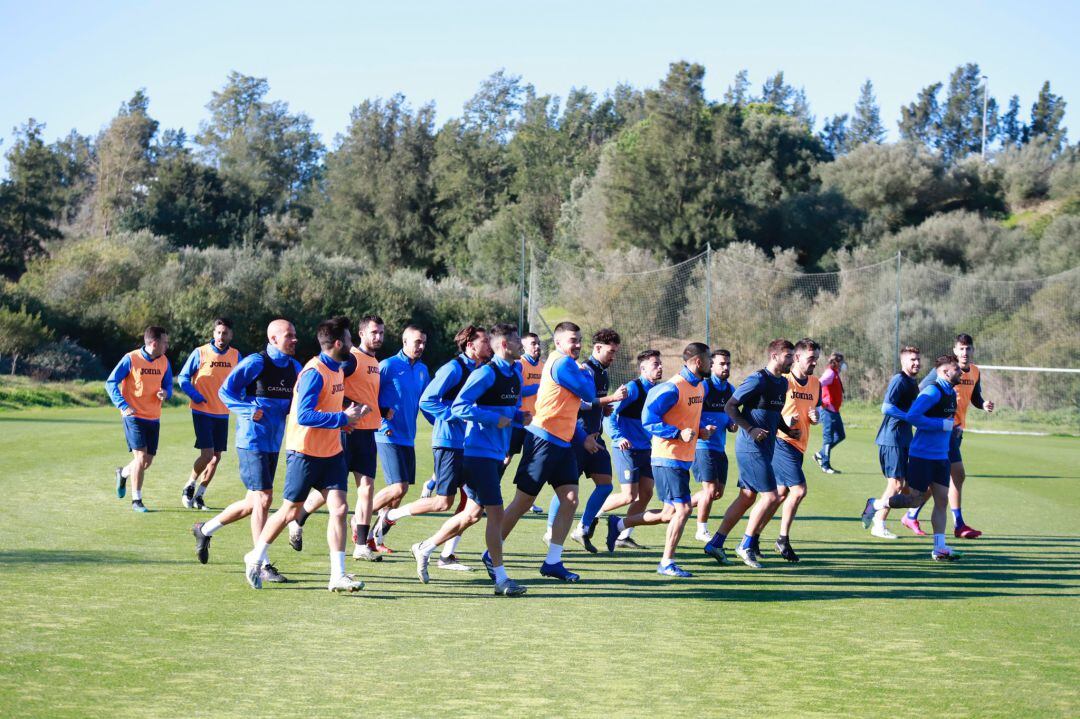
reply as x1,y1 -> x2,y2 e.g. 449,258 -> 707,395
413,323 -> 530,596
504,331 -> 545,514
606,343 -> 716,577
861,345 -> 922,539
903,354 -> 965,561
242,316 -> 368,591
289,315 -> 385,561
376,324 -> 490,568
178,318 -> 241,510
547,328 -> 627,553
703,339 -> 797,568
602,348 -> 663,549
903,333 -> 994,539
814,351 -> 846,474
192,318 -> 301,584
106,325 -> 173,512
690,349 -> 737,542
493,320 -> 594,583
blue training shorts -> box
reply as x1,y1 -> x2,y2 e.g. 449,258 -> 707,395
653,465 -> 692,504
514,432 -> 579,497
237,448 -> 278,491
612,447 -> 652,484
771,440 -> 806,488
736,451 -> 777,493
431,447 -> 465,496
692,447 -> 728,485
344,428 -> 377,477
123,416 -> 160,455
462,455 -> 503,506
949,428 -> 964,464
282,450 -> 348,502
574,439 -> 612,478
878,445 -> 908,479
906,455 -> 951,493
376,442 -> 416,485
192,412 -> 229,452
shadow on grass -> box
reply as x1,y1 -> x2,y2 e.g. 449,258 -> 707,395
0,549 -> 186,566
0,416 -> 113,424
968,474 -> 1078,479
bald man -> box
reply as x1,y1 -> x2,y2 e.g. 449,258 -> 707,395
192,319 -> 303,584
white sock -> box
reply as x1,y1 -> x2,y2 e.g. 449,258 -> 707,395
545,543 -> 563,564
933,533 -> 946,551
330,551 -> 346,579
493,565 -> 509,583
249,541 -> 269,565
183,478 -> 196,489
121,466 -> 131,479
873,498 -> 888,511
417,539 -> 437,558
194,484 -> 207,498
873,518 -> 885,531
132,489 -> 142,501
660,556 -> 674,568
618,527 -> 633,540
697,522 -> 708,534
616,518 -> 627,533
441,535 -> 462,558
201,518 -> 224,536
387,505 -> 412,522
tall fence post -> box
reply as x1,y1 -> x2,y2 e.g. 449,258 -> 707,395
705,243 -> 713,346
519,234 -> 526,333
895,251 -> 902,372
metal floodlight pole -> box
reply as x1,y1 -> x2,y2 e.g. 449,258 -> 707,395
981,75 -> 989,160
895,251 -> 902,371
519,234 -> 526,333
705,243 -> 712,347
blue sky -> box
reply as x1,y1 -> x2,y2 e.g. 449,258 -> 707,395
1,1 -> 1076,155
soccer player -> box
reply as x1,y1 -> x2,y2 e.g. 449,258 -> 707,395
861,345 -> 922,539
690,349 -> 737,542
769,338 -> 822,562
106,326 -> 172,512
412,323 -> 529,596
702,339 -> 797,568
178,318 -> 241,510
605,342 -> 716,578
377,325 -> 491,569
902,354 -> 965,561
502,332 -> 545,514
548,328 -> 627,553
500,320 -> 595,582
289,315 -> 384,561
242,317 -> 368,591
367,325 -> 432,551
192,319 -> 301,584
902,334 -> 994,539
601,349 -> 664,550
813,351 -> 846,474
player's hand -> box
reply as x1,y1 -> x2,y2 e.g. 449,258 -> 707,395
584,434 -> 600,454
251,408 -> 264,422
985,400 -> 995,413
356,403 -> 373,418
156,389 -> 167,401
496,415 -> 511,429
385,408 -> 395,421
610,384 -> 629,402
617,438 -> 632,450
121,407 -> 135,417
679,427 -> 695,443
807,408 -> 819,424
700,424 -> 717,440
521,411 -> 533,426
343,404 -> 364,424
750,427 -> 768,442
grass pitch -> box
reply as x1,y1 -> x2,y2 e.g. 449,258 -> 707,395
0,405 -> 1077,718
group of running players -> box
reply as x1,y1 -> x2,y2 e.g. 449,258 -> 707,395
105,315 -> 992,596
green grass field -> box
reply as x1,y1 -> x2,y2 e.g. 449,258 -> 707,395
1,405 -> 1078,718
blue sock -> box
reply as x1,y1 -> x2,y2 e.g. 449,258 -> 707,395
424,478 -> 436,492
547,495 -> 559,529
952,508 -> 965,528
707,532 -> 727,549
907,506 -> 922,520
581,484 -> 613,527
738,533 -> 753,550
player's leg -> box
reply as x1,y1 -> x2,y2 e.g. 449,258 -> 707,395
603,448 -> 639,514
656,468 -> 693,577
386,448 -> 458,523
572,444 -> 613,551
929,467 -> 960,560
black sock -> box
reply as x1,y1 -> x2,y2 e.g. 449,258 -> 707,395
357,524 -> 370,543
778,534 -> 789,544
295,508 -> 310,527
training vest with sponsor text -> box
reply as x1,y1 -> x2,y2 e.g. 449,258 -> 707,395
953,364 -> 980,430
518,356 -> 544,415
344,347 -> 382,431
531,353 -> 585,443
189,344 -> 240,416
778,373 -> 821,455
285,357 -> 345,458
651,373 -> 706,464
121,350 -> 170,420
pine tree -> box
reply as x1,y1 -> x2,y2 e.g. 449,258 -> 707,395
849,80 -> 886,147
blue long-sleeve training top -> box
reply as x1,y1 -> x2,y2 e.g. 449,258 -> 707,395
875,372 -> 920,448
920,366 -> 984,409
219,344 -> 301,453
452,355 -> 525,461
642,367 -> 707,470
526,352 -> 594,447
376,350 -> 432,447
906,378 -> 957,461
105,348 -> 174,416
699,375 -> 735,453
604,374 -> 656,450
178,343 -> 241,415
420,354 -> 477,450
294,353 -> 351,430
730,369 -> 789,460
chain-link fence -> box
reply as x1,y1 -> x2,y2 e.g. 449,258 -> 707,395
527,244 -> 1080,430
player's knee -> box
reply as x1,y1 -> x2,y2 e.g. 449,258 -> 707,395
141,454 -> 154,470
328,502 -> 348,520
674,502 -> 691,519
433,495 -> 453,512
255,491 -> 272,511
